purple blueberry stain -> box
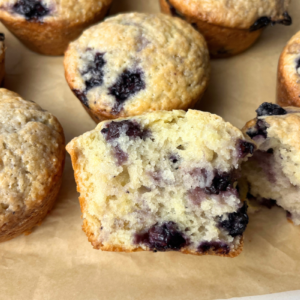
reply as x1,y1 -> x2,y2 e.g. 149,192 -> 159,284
237,139 -> 255,158
135,222 -> 187,251
198,241 -> 230,255
218,202 -> 248,237
101,120 -> 149,141
246,119 -> 268,139
12,0 -> 49,21
169,154 -> 180,169
109,69 -> 145,114
251,150 -> 276,183
188,187 -> 206,205
73,89 -> 89,108
256,102 -> 287,117
114,145 -> 128,165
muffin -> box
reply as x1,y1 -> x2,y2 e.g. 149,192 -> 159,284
277,30 -> 300,107
0,33 -> 5,85
160,0 -> 292,58
66,110 -> 254,257
0,89 -> 65,242
64,13 -> 210,123
242,102 -> 300,225
0,0 -> 113,55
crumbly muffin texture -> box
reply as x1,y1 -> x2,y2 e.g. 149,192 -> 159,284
0,0 -> 111,23
168,0 -> 291,29
67,110 -> 254,256
64,13 -> 210,121
242,103 -> 300,225
277,31 -> 300,107
0,89 -> 65,237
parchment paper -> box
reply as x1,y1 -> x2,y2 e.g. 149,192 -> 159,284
0,1 -> 300,299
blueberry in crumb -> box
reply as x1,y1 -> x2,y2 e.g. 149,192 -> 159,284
256,102 -> 287,117
198,241 -> 230,255
101,120 -> 149,141
109,69 -> 145,114
83,52 -> 106,91
205,172 -> 232,195
237,139 -> 255,158
246,119 -> 268,139
13,0 -> 49,21
73,89 -> 89,108
135,222 -> 187,251
218,202 -> 248,237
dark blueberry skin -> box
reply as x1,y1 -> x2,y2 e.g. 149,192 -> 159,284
296,58 -> 300,72
246,119 -> 268,139
109,69 -> 145,114
219,203 -> 249,237
198,241 -> 230,255
256,102 -> 287,117
101,120 -> 149,141
13,0 -> 49,21
205,172 -> 232,195
0,33 -> 5,42
135,222 -> 187,251
237,139 -> 255,159
250,12 -> 292,32
83,53 -> 106,91
73,89 -> 89,108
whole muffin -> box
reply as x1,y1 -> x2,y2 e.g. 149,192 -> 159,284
160,0 -> 292,57
66,110 -> 254,257
64,13 -> 210,123
0,89 -> 65,242
242,103 -> 300,225
0,0 -> 113,55
0,33 -> 5,85
277,30 -> 300,107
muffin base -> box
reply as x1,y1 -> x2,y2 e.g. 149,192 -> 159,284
0,154 -> 65,242
0,2 -> 111,56
159,0 -> 262,58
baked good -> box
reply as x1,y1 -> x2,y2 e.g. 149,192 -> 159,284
66,110 -> 254,257
0,33 -> 5,85
0,0 -> 113,55
242,102 -> 300,225
277,30 -> 300,107
159,0 -> 292,58
64,13 -> 210,122
0,89 -> 65,242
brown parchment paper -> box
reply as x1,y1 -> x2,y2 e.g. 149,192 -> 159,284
0,1 -> 300,299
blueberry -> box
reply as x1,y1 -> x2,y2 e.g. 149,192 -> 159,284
198,241 -> 230,255
169,154 -> 180,168
73,89 -> 89,108
219,203 -> 249,237
83,53 -> 106,91
101,120 -> 149,141
249,17 -> 271,32
250,12 -> 292,32
13,0 -> 49,21
109,69 -> 145,114
246,119 -> 268,139
256,102 -> 287,117
205,172 -> 232,195
114,145 -> 128,165
165,0 -> 183,18
0,33 -> 5,42
296,58 -> 300,73
237,139 -> 255,158
135,222 -> 187,251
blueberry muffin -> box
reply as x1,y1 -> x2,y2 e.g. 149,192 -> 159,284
277,30 -> 300,107
66,110 -> 254,256
0,89 -> 65,242
242,103 -> 300,225
160,0 -> 292,58
0,0 -> 113,55
64,13 -> 210,122
0,33 -> 5,85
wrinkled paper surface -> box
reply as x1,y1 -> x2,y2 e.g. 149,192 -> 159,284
0,1 -> 300,299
